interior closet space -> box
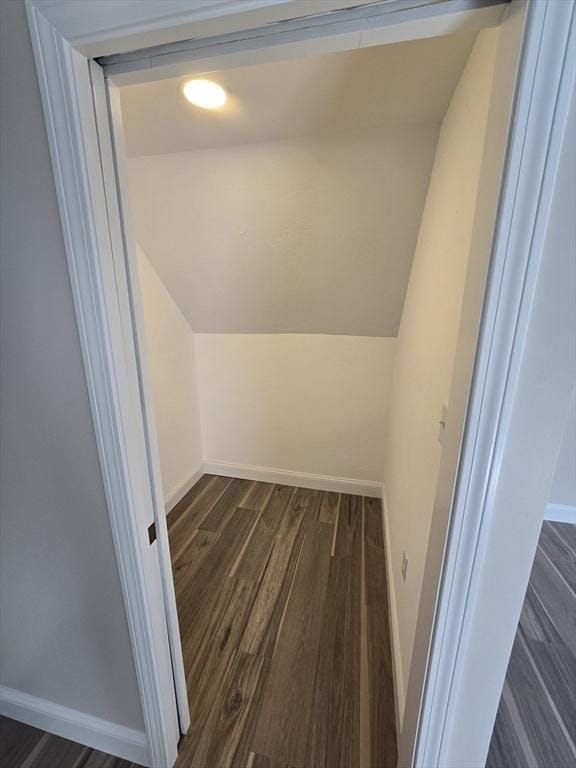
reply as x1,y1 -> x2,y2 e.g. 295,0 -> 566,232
117,21 -> 503,768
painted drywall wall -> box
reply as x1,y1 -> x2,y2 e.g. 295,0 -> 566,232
136,245 -> 203,507
550,393 -> 576,507
0,0 -> 144,732
127,126 -> 438,337
195,334 -> 395,483
382,28 -> 500,720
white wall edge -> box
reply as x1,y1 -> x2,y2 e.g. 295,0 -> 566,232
0,686 -> 149,766
164,465 -> 205,514
544,503 -> 576,525
203,460 -> 381,498
381,486 -> 405,740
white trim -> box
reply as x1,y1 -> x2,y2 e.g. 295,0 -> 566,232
203,460 -> 381,498
24,5 -> 181,766
164,466 -> 205,513
544,503 -> 576,525
413,2 -> 576,766
381,487 -> 405,743
101,0 -> 506,86
0,687 -> 148,766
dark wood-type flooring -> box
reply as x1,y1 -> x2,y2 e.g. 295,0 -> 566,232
170,475 -> 397,768
0,716 -> 141,768
487,521 -> 576,768
1,475 -> 397,768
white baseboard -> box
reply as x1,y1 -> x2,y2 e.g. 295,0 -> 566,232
203,460 -> 382,498
164,465 -> 204,514
544,502 -> 576,524
381,487 -> 405,741
0,686 -> 149,766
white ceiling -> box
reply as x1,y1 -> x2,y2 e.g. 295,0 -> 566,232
120,31 -> 476,157
122,32 -> 476,336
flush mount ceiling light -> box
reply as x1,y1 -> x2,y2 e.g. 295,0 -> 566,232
182,79 -> 227,109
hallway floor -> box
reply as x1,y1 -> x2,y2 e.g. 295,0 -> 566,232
487,521 -> 576,768
169,475 -> 397,768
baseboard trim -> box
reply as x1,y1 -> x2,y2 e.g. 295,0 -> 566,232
203,460 -> 382,498
0,686 -> 149,766
544,503 -> 576,524
381,487 -> 405,742
164,465 -> 204,514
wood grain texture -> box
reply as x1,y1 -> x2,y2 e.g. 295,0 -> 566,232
240,482 -> 275,512
0,717 -> 141,768
306,505 -> 362,767
200,478 -> 254,532
233,485 -> 296,584
318,491 -> 339,525
3,477 -> 398,768
252,518 -> 333,766
334,494 -> 362,558
363,499 -> 397,768
488,522 -> 576,768
168,474 -> 232,561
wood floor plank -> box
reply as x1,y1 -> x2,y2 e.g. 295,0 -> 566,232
199,479 -> 254,533
318,491 -> 339,524
23,732 -> 89,768
173,529 -> 219,595
0,717 -> 45,768
524,638 -> 576,745
252,518 -> 333,767
184,576 -> 258,738
231,501 -> 321,768
530,547 -> 576,652
251,754 -> 293,768
184,650 -> 267,768
169,475 -> 232,561
234,485 -> 297,584
334,494 -> 362,558
240,482 -> 275,512
306,502 -> 362,768
364,496 -> 384,549
239,489 -> 309,655
550,521 -> 576,556
178,508 -> 259,664
491,521 -> 576,767
486,690 -> 531,768
364,505 -> 397,768
502,632 -> 575,768
167,474 -> 214,528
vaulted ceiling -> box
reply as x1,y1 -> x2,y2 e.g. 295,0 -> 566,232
121,32 -> 475,335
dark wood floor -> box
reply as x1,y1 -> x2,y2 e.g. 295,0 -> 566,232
169,475 -> 397,768
487,521 -> 576,768
0,715 -> 141,768
0,475 -> 397,768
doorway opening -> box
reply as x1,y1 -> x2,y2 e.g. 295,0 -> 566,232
109,17 -> 506,768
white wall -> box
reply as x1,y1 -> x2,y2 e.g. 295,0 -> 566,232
137,246 -> 203,509
549,393 -> 576,508
0,0 -> 144,732
195,334 -> 395,485
127,127 -> 437,337
382,29 -> 500,720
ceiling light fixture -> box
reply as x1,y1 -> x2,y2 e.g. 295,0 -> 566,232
182,79 -> 227,109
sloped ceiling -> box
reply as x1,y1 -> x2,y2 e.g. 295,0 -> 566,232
122,33 -> 475,335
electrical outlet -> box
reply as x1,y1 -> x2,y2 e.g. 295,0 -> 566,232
402,550 -> 408,582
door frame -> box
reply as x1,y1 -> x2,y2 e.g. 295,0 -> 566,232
24,0 -> 575,766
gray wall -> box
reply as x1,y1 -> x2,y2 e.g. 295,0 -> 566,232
0,0 -> 144,731
550,393 -> 576,508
